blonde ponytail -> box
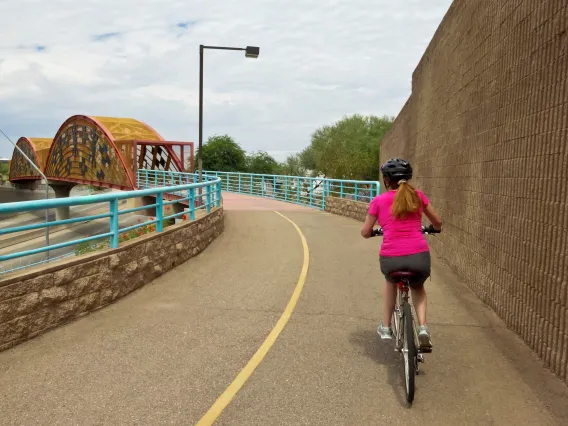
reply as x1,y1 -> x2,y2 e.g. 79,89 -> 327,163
391,181 -> 421,218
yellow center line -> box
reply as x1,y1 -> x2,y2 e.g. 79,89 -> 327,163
195,210 -> 310,426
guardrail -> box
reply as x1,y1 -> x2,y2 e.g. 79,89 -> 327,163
137,169 -> 222,207
0,170 -> 221,268
204,171 -> 379,209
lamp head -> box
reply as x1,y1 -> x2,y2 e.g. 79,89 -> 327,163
245,46 -> 260,58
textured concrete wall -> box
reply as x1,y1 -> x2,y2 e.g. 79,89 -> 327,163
325,197 -> 368,222
0,208 -> 224,351
381,0 -> 568,382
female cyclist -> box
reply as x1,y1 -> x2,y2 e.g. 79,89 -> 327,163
360,158 -> 442,349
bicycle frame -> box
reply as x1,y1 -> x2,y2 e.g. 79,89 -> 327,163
391,280 -> 407,351
391,279 -> 425,364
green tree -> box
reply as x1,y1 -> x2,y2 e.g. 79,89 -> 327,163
297,147 -> 317,176
280,153 -> 306,176
278,146 -> 319,177
304,114 -> 393,180
192,135 -> 247,172
0,162 -> 9,182
246,151 -> 280,174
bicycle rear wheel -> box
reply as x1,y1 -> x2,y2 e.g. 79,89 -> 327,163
402,301 -> 416,403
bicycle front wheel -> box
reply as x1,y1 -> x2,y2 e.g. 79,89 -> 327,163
402,301 -> 416,403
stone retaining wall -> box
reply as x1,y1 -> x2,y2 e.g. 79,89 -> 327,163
0,208 -> 223,351
325,196 -> 368,222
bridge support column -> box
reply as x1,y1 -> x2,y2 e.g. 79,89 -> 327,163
169,202 -> 185,223
125,196 -> 158,217
48,182 -> 75,221
169,202 -> 184,215
125,197 -> 187,220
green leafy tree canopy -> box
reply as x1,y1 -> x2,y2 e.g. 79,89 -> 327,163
0,162 -> 9,182
246,151 -> 280,175
280,153 -> 306,177
306,114 -> 393,180
193,135 -> 247,172
187,114 -> 393,181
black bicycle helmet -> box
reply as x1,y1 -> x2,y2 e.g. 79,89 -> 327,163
380,158 -> 413,182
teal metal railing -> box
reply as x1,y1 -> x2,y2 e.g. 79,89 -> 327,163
0,170 -> 221,269
204,171 -> 379,210
136,169 -> 223,214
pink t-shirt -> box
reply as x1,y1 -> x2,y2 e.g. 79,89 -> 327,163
368,189 -> 430,257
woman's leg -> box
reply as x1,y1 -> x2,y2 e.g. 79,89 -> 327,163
410,285 -> 427,326
411,283 -> 432,348
383,281 -> 397,326
409,251 -> 431,328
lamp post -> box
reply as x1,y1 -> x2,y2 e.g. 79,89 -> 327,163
198,45 -> 259,183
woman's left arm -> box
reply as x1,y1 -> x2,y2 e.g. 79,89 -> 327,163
361,214 -> 377,239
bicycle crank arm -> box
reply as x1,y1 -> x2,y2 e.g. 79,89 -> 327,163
416,354 -> 424,375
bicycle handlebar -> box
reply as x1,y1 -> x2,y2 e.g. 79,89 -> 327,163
371,225 -> 441,237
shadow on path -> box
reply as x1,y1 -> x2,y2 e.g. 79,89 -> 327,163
349,328 -> 414,409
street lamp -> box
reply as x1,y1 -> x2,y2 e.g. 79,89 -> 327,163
197,45 -> 260,183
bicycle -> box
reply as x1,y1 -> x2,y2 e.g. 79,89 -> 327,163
370,224 -> 441,404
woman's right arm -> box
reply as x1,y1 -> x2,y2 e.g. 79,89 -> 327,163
424,204 -> 443,230
361,196 -> 380,238
361,214 -> 377,239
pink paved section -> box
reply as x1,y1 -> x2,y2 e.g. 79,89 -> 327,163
222,192 -> 315,211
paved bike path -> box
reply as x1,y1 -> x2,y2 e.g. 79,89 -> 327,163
218,209 -> 568,425
0,194 -> 567,425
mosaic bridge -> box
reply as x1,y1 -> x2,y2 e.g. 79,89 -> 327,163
9,115 -> 194,190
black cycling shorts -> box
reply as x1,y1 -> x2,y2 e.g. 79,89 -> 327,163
379,251 -> 431,287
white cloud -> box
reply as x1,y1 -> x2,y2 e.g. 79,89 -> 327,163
0,0 -> 452,159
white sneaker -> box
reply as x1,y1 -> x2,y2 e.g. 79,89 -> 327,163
377,322 -> 393,340
418,325 -> 432,349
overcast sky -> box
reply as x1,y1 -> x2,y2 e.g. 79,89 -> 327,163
0,0 -> 452,161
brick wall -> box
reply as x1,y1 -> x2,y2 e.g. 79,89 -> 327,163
381,0 -> 568,382
0,208 -> 224,351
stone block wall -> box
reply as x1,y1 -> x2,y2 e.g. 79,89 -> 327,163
325,197 -> 369,222
381,0 -> 568,382
0,208 -> 224,351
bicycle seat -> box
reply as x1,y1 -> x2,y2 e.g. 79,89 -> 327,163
389,271 -> 418,279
